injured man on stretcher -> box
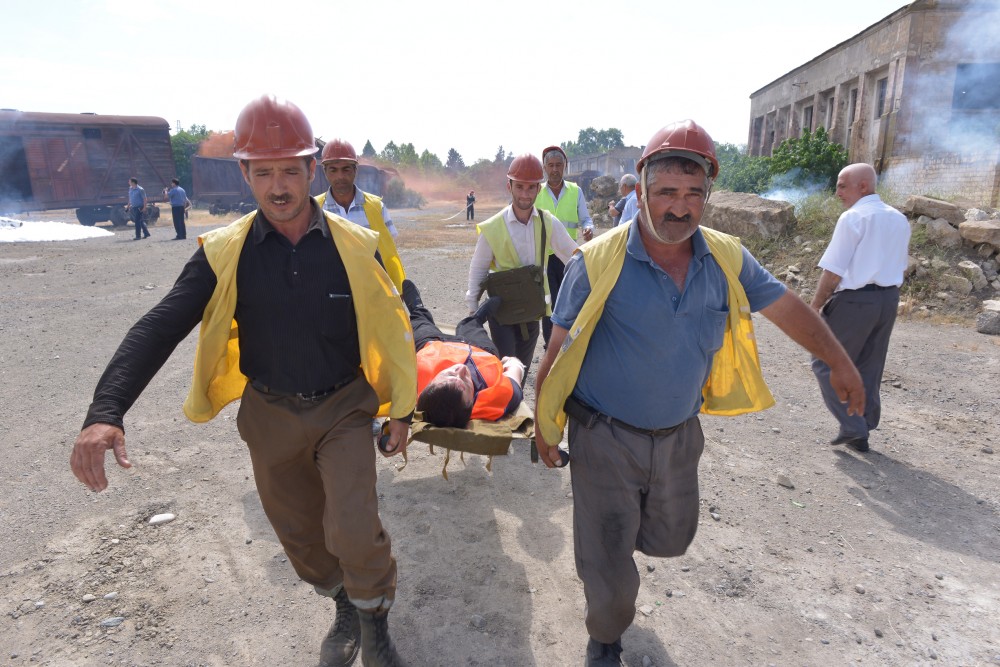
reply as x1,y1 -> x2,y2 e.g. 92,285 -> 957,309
403,279 -> 525,428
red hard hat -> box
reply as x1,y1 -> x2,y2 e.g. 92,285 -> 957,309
507,154 -> 545,183
233,95 -> 318,160
320,138 -> 358,164
541,145 -> 568,162
636,120 -> 719,178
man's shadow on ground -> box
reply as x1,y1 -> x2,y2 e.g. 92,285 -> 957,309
834,449 -> 999,563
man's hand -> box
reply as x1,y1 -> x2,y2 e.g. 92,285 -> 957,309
534,429 -> 563,469
70,423 -> 131,492
582,227 -> 594,242
379,419 -> 410,457
830,362 -> 866,416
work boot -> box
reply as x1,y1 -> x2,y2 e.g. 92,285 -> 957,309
318,588 -> 361,667
358,608 -> 407,667
584,637 -> 624,666
401,279 -> 422,312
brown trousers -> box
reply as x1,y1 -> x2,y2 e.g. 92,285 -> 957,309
568,414 -> 704,643
236,377 -> 396,610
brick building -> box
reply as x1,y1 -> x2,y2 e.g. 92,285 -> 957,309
747,0 -> 1000,206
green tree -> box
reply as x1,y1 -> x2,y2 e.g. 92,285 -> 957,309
397,142 -> 419,167
419,149 -> 443,171
446,148 -> 465,170
768,127 -> 848,189
170,124 -> 211,195
380,140 -> 399,163
362,140 -> 377,158
493,145 -> 507,165
714,143 -> 772,194
561,127 -> 625,157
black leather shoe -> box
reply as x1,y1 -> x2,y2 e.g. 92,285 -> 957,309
319,588 -> 361,667
831,434 -> 869,452
585,638 -> 624,666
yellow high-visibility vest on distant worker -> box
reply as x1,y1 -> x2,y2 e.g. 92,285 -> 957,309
184,209 -> 417,423
535,224 -> 775,446
476,208 -> 556,316
315,190 -> 405,292
535,181 -> 583,239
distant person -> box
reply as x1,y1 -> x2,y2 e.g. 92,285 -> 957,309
534,146 -> 594,349
166,178 -> 191,240
316,138 -> 405,291
127,177 -> 149,240
466,190 -> 476,221
466,153 -> 578,373
608,174 -> 637,225
534,120 -> 863,666
810,162 -> 910,453
404,279 -> 524,428
71,95 -> 416,667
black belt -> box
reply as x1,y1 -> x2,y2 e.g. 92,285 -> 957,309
250,375 -> 356,402
854,283 -> 897,292
564,395 -> 682,438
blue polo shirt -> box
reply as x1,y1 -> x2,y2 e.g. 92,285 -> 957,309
128,185 -> 146,207
551,224 -> 785,429
167,185 -> 188,206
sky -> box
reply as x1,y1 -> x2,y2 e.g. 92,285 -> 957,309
2,0 -> 912,164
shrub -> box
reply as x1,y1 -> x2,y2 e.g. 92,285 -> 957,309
769,128 -> 848,190
382,177 -> 425,209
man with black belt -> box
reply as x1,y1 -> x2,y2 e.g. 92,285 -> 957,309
70,95 -> 416,667
534,120 -> 864,666
810,162 -> 910,453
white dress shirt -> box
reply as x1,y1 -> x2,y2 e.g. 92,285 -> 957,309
465,205 -> 579,312
819,194 -> 911,290
322,186 -> 398,238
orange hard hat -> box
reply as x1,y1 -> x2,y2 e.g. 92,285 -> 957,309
541,145 -> 568,162
636,120 -> 719,178
233,95 -> 317,160
320,138 -> 358,164
507,154 -> 545,183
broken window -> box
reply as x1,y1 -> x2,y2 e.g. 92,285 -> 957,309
875,78 -> 888,117
802,106 -> 813,134
952,63 -> 1000,109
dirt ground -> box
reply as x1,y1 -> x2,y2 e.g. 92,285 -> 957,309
1,202 -> 999,667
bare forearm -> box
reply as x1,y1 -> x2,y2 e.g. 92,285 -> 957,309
811,270 -> 842,310
761,291 -> 852,370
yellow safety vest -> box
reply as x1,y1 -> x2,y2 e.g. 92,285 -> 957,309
315,190 -> 406,292
535,181 -> 583,238
536,225 -> 775,445
183,209 -> 416,422
476,208 -> 555,315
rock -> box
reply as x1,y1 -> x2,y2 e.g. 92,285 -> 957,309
104,592 -> 118,600
643,656 -> 654,667
982,447 -> 995,454
855,584 -> 866,594
904,256 -> 919,279
958,261 -> 989,290
81,594 -> 96,603
470,614 -> 486,629
588,175 -> 618,199
771,427 -> 781,433
930,258 -> 950,270
711,512 -> 721,521
149,513 -> 176,526
976,243 -> 999,259
776,474 -> 794,489
925,219 -> 962,248
702,191 -> 796,238
639,604 -> 654,616
959,219 -> 1000,248
100,616 -> 125,628
646,564 -> 656,572
976,311 -> 1000,335
982,300 -> 1000,313
903,195 -> 964,226
935,573 -> 945,580
874,628 -> 884,638
941,274 -> 973,295
966,208 -> 991,221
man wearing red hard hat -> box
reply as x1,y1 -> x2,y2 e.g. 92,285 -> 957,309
69,95 -> 416,667
465,153 -> 579,374
534,120 -> 864,665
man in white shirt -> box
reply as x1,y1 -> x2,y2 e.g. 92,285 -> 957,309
810,163 -> 911,452
466,153 -> 578,373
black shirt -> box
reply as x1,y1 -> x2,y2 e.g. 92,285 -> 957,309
84,203 -> 365,430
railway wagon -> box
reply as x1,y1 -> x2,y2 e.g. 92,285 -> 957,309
0,110 -> 176,226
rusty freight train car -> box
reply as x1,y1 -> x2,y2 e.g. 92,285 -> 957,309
0,110 -> 176,226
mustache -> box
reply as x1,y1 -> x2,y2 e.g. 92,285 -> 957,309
659,212 -> 692,223
267,194 -> 292,203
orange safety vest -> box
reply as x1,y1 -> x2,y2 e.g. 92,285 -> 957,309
416,341 -> 514,422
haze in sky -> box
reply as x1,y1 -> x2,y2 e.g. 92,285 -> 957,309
3,0 -> 909,162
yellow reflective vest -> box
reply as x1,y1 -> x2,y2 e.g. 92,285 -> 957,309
476,208 -> 556,315
535,181 -> 583,237
315,190 -> 405,292
183,209 -> 416,423
536,225 -> 775,445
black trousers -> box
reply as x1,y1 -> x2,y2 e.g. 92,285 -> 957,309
408,285 -> 498,357
541,255 -> 565,347
487,317 -> 538,375
171,205 -> 187,239
466,204 -> 475,221
131,206 -> 149,239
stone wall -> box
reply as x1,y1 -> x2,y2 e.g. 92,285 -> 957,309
883,149 -> 1000,207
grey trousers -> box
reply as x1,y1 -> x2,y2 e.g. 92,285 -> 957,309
568,414 -> 704,643
811,286 -> 899,440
